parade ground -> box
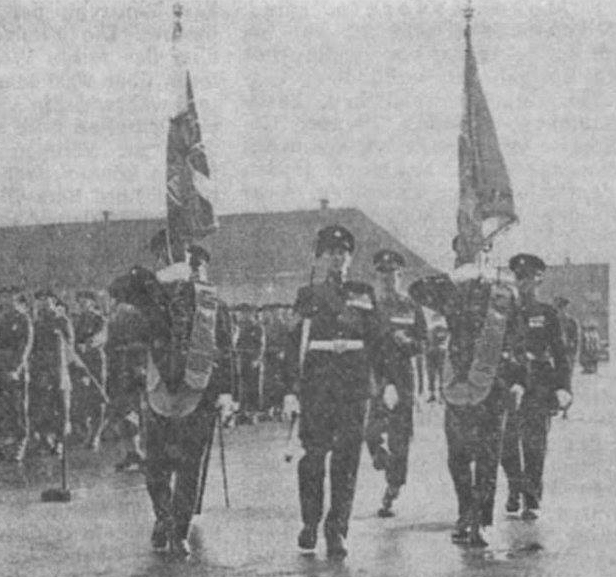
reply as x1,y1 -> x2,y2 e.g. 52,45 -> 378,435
1,364 -> 614,577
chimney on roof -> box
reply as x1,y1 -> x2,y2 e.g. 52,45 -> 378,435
319,198 -> 329,211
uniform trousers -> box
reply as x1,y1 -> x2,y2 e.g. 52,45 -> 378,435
0,363 -> 29,451
145,403 -> 217,539
501,397 -> 550,504
366,392 -> 414,490
445,396 -> 506,527
30,352 -> 64,439
298,360 -> 367,538
72,348 -> 107,441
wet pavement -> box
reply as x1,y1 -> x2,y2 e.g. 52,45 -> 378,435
1,365 -> 615,576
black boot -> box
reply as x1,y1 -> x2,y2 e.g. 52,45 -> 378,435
377,485 -> 398,518
169,536 -> 191,558
151,519 -> 169,551
297,525 -> 318,553
324,520 -> 347,559
506,492 -> 520,513
451,516 -> 470,544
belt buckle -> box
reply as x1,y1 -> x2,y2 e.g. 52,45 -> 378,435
332,340 -> 346,354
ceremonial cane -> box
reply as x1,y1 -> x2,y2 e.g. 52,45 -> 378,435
217,412 -> 230,508
195,413 -> 217,516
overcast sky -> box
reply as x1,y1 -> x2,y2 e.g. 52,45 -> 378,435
1,0 -> 616,271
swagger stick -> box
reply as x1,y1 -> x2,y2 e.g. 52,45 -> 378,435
194,413 -> 217,515
218,412 -> 230,508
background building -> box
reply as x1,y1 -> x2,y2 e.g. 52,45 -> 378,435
538,259 -> 610,344
0,204 -> 438,305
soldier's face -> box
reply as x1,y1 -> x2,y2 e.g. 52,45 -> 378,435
516,273 -> 542,296
378,269 -> 400,292
323,247 -> 351,276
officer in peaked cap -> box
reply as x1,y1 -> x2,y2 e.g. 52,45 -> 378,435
366,248 -> 426,518
283,223 -> 381,558
508,253 -> 546,281
315,224 -> 355,257
501,252 -> 572,519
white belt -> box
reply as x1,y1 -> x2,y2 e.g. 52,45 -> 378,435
308,339 -> 365,353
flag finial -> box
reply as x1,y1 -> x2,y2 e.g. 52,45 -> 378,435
463,0 -> 474,24
172,3 -> 183,42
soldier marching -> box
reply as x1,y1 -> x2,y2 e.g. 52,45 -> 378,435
366,249 -> 426,518
283,225 -> 381,558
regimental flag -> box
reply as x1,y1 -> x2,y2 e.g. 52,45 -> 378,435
455,16 -> 517,268
166,5 -> 217,263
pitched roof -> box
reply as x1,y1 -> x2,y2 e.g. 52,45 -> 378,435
0,207 -> 439,304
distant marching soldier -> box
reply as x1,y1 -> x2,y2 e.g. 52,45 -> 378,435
553,296 -> 579,373
501,254 -> 572,519
235,303 -> 266,423
283,225 -> 381,558
72,290 -> 108,451
579,321 -> 601,374
262,304 -> 291,419
30,290 -> 72,455
426,323 -> 449,403
0,287 -> 33,462
365,249 -> 426,518
111,233 -> 235,557
410,270 -> 523,547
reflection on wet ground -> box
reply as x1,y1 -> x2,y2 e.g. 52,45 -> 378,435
0,368 -> 615,576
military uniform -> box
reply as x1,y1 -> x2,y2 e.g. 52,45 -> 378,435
72,294 -> 108,449
30,294 -> 72,448
262,305 -> 291,417
235,306 -> 265,419
0,289 -> 33,461
285,225 -> 380,558
365,249 -> 426,517
427,324 -> 448,401
112,254 -> 235,555
410,273 -> 520,544
501,259 -> 571,515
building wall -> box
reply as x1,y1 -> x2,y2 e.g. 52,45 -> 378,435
538,262 -> 610,343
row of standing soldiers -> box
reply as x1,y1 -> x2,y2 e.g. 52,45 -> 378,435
0,283 -> 316,465
0,287 -> 109,462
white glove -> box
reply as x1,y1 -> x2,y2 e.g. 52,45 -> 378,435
556,389 -> 573,409
283,394 -> 300,420
509,383 -> 524,410
216,393 -> 235,421
383,384 -> 399,410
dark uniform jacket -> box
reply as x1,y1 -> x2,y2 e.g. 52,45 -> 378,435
374,293 -> 426,396
511,300 -> 571,410
33,310 -> 71,354
236,320 -> 265,362
285,279 -> 381,399
0,309 -> 32,373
